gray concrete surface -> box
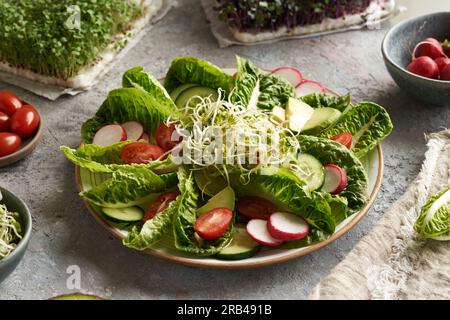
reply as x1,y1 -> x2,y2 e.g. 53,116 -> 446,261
0,0 -> 449,300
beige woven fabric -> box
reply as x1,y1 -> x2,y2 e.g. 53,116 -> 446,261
310,130 -> 450,300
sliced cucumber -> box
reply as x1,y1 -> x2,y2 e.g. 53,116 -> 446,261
197,186 -> 235,216
194,169 -> 228,197
101,206 -> 144,222
169,83 -> 197,101
216,224 -> 260,260
301,107 -> 342,135
287,153 -> 324,191
175,86 -> 218,109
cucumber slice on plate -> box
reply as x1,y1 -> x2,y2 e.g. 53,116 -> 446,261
287,153 -> 324,191
101,206 -> 144,222
301,107 -> 342,135
175,86 -> 218,109
216,224 -> 260,260
169,83 -> 197,101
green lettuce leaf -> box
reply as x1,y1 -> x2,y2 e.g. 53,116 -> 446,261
164,57 -> 234,94
80,166 -> 177,208
298,135 -> 368,214
414,186 -> 450,240
81,87 -> 175,143
60,142 -> 131,172
122,66 -> 177,110
320,102 -> 393,159
300,93 -> 351,112
172,166 -> 232,256
123,197 -> 180,250
232,56 -> 295,110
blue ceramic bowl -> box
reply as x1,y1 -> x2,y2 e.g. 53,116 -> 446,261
0,187 -> 32,284
382,12 -> 450,107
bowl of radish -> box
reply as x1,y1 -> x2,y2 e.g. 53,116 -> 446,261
382,12 -> 450,107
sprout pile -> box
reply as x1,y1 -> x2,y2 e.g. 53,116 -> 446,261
0,204 -> 22,260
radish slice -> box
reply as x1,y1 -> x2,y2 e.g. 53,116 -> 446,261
246,219 -> 283,247
321,164 -> 348,195
268,212 -> 309,241
140,133 -> 150,143
295,80 -> 325,97
272,67 -> 303,87
121,121 -> 144,141
93,125 -> 127,146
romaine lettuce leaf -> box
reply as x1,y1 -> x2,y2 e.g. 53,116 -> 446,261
232,56 -> 295,110
122,66 -> 177,110
414,186 -> 450,240
172,166 -> 232,256
301,93 -> 351,112
80,166 -> 177,208
298,135 -> 368,214
60,142 -> 131,172
81,87 -> 175,143
164,57 -> 234,94
123,197 -> 180,250
320,102 -> 393,159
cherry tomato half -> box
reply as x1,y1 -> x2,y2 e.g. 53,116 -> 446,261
0,132 -> 21,157
330,132 -> 353,150
156,123 -> 182,151
10,105 -> 40,138
194,208 -> 233,240
0,112 -> 10,132
143,192 -> 179,222
120,141 -> 164,164
236,196 -> 277,220
0,91 -> 22,116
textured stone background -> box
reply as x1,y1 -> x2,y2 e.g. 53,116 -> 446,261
0,0 -> 449,299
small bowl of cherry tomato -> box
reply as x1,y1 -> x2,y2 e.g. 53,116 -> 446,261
0,91 -> 43,167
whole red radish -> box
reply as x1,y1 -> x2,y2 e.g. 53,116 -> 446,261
435,57 -> 450,72
424,38 -> 442,47
407,56 -> 440,79
413,40 -> 446,60
440,64 -> 450,81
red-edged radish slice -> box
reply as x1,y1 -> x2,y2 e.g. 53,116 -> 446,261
267,212 -> 309,241
321,164 -> 348,195
121,121 -> 144,141
93,124 -> 127,146
140,133 -> 150,143
246,219 -> 283,247
295,80 -> 325,97
271,67 -> 303,87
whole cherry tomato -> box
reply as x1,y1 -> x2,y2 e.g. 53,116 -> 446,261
10,105 -> 40,138
0,132 -> 21,157
0,91 -> 22,116
0,112 -> 11,132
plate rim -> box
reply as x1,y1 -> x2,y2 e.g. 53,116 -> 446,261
74,145 -> 383,269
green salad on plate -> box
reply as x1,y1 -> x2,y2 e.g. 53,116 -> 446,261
61,56 -> 393,260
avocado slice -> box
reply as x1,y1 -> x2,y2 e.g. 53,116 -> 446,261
270,106 -> 286,124
194,169 -> 228,197
285,98 -> 314,132
301,107 -> 342,135
175,86 -> 218,109
197,186 -> 235,216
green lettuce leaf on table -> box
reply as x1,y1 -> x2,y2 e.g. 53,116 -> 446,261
232,56 -> 295,110
123,197 -> 180,250
163,57 -> 235,94
320,102 -> 393,159
173,166 -> 232,256
300,93 -> 351,112
81,69 -> 177,143
80,166 -> 177,208
414,185 -> 450,241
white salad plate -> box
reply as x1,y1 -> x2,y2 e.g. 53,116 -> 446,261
75,68 -> 384,269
